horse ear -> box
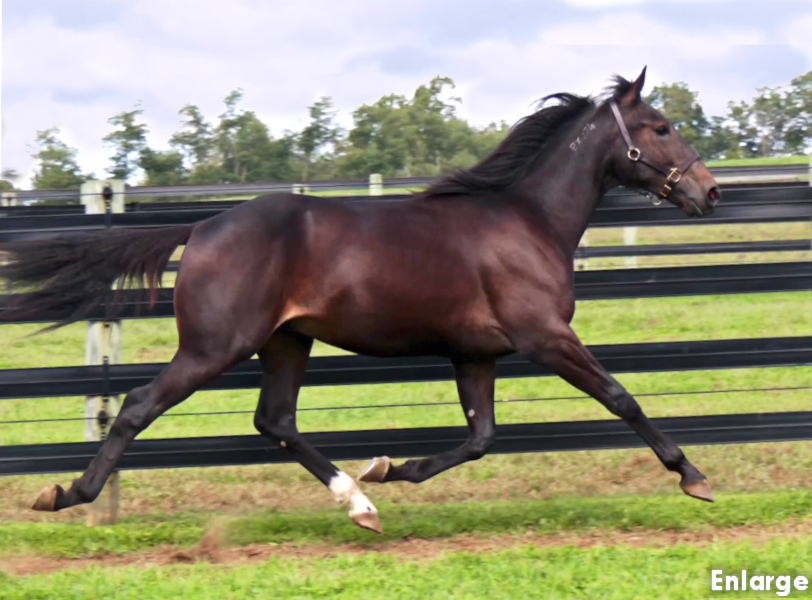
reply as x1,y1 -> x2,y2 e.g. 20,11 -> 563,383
620,66 -> 647,107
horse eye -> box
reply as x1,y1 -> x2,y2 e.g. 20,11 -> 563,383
655,125 -> 670,137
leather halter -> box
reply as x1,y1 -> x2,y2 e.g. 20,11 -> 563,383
609,99 -> 700,199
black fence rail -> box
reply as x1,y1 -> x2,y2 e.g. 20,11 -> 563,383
1,177 -> 811,479
4,411 -> 812,477
576,239 -> 812,259
2,184 -> 812,242
1,336 -> 809,400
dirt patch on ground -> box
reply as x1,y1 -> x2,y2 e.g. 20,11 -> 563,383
4,520 -> 812,578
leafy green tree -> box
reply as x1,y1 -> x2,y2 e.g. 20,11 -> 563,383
28,127 -> 88,191
138,148 -> 187,186
103,105 -> 148,180
213,89 -> 297,182
408,76 -> 465,173
185,162 -> 228,185
786,70 -> 812,153
644,82 -> 730,159
723,100 -> 760,158
337,77 -> 488,178
296,96 -> 342,181
750,86 -> 793,155
336,92 -> 411,177
215,89 -> 247,181
170,104 -> 215,169
261,134 -> 299,182
702,116 -> 739,161
719,80 -> 811,158
0,169 -> 19,192
20,71 -> 812,190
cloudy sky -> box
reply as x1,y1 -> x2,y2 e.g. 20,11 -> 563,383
3,0 -> 811,189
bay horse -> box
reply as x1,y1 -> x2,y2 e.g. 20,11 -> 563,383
2,68 -> 720,533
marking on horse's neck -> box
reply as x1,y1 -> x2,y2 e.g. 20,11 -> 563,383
569,122 -> 597,153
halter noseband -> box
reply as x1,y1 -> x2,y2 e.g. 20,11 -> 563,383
609,99 -> 700,200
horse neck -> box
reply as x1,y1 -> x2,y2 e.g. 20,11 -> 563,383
520,108 -> 619,258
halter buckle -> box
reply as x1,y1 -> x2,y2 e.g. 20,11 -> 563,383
666,168 -> 682,184
627,148 -> 641,162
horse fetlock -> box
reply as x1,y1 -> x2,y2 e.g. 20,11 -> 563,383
69,479 -> 97,504
663,449 -> 689,473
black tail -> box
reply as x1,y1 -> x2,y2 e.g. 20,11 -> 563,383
0,225 -> 194,331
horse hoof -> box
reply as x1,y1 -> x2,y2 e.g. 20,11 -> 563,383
32,484 -> 64,512
359,456 -> 391,483
350,507 -> 383,533
681,478 -> 715,503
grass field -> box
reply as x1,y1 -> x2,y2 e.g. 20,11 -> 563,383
5,491 -> 812,597
706,155 -> 810,167
2,206 -> 812,596
8,539 -> 812,600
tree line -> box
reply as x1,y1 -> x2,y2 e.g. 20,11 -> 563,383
9,71 -> 812,193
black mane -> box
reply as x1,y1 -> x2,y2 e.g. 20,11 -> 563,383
423,75 -> 633,198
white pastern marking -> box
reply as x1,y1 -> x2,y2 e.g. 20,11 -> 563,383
329,471 -> 377,515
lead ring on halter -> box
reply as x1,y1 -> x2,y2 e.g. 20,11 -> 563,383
609,99 -> 700,200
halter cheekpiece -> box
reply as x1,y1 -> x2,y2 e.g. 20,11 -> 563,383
609,99 -> 700,201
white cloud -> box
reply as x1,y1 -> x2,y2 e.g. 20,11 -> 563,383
2,1 -> 434,185
537,12 -> 767,56
786,13 -> 812,65
441,13 -> 775,131
2,1 -> 808,188
561,0 -> 730,7
561,0 -> 643,7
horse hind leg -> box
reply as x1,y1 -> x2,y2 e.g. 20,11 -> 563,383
253,330 -> 382,533
30,218 -> 301,513
32,348 -> 233,512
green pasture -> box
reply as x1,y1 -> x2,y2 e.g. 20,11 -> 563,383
5,491 -> 812,598
7,540 -> 812,600
706,155 -> 810,167
3,489 -> 812,559
2,198 -> 812,597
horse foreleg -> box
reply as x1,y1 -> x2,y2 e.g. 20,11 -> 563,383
32,350 -> 229,512
253,331 -> 382,533
526,322 -> 713,502
359,359 -> 496,485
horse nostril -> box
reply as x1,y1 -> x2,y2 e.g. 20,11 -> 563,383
708,186 -> 721,207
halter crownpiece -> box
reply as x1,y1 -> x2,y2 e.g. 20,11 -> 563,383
609,100 -> 700,199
